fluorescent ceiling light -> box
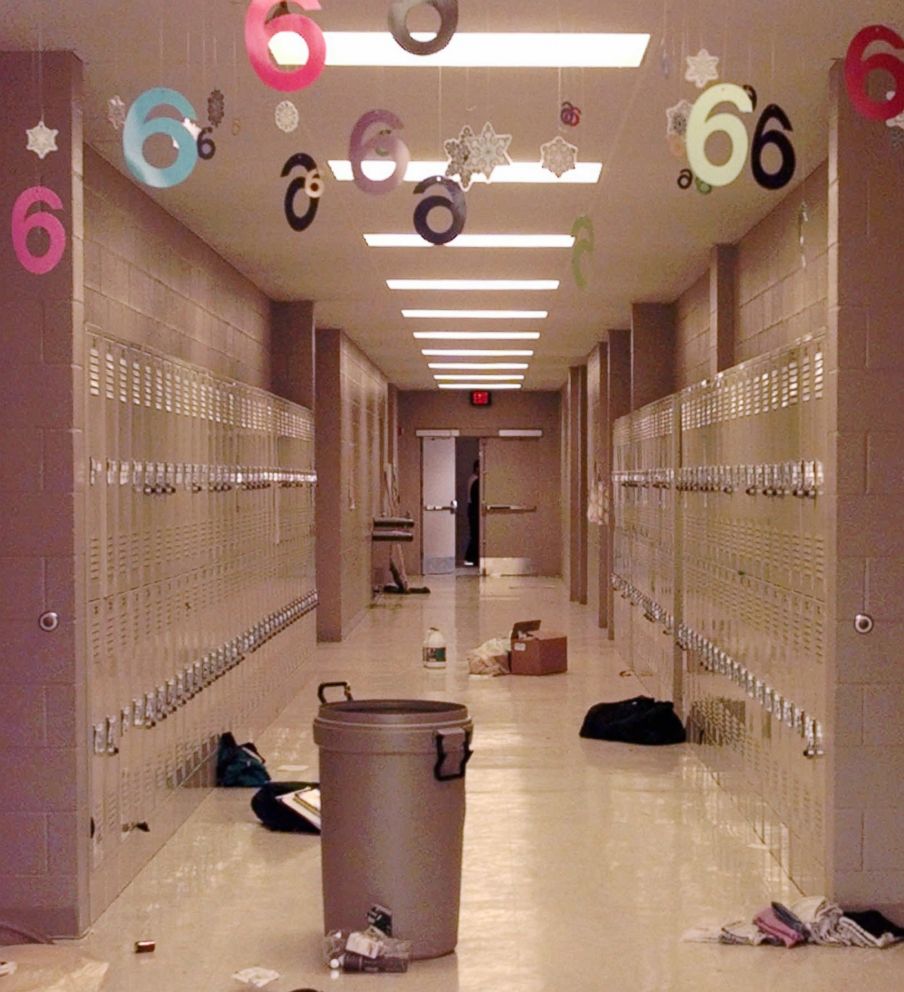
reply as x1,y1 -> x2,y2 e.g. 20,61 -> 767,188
439,383 -> 523,390
422,349 -> 534,357
405,310 -> 546,320
271,32 -> 648,69
413,332 -> 540,340
434,374 -> 525,381
389,279 -> 558,291
331,160 -> 601,184
318,32 -> 650,68
429,363 -> 530,370
364,234 -> 574,249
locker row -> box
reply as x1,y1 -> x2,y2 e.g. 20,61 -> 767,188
91,591 -> 318,758
88,339 -> 313,441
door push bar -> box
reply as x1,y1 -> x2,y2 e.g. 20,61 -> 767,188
484,504 -> 537,512
423,499 -> 458,512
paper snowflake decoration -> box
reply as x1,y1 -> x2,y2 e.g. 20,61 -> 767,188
275,100 -> 299,133
181,118 -> 202,141
540,135 -> 578,178
26,119 -> 59,159
208,89 -> 225,128
666,98 -> 694,138
884,92 -> 904,131
444,124 -> 477,190
685,48 -> 719,89
107,96 -> 126,130
466,121 -> 512,182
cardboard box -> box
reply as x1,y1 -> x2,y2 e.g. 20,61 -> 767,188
509,632 -> 567,676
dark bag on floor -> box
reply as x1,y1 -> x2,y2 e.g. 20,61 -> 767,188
216,732 -> 271,787
579,695 -> 686,745
251,781 -> 321,833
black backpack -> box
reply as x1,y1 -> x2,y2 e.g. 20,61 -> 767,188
251,781 -> 321,833
579,695 -> 686,745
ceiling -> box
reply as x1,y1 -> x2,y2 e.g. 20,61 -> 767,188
1,1 -> 900,389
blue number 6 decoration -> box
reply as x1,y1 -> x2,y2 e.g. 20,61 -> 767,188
123,88 -> 199,189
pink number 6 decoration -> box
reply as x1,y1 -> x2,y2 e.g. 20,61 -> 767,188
349,109 -> 410,194
11,186 -> 67,275
245,0 -> 326,92
844,24 -> 904,121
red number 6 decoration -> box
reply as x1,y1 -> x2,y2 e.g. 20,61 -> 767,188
11,186 -> 67,275
245,0 -> 326,93
844,24 -> 904,121
349,109 -> 410,195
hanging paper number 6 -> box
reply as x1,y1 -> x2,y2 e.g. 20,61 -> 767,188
123,88 -> 199,189
281,153 -> 322,232
245,0 -> 326,92
388,0 -> 458,56
571,216 -> 594,290
197,127 -> 217,161
349,110 -> 410,195
11,186 -> 67,275
413,176 -> 466,245
750,104 -> 795,190
686,83 -> 753,188
844,24 -> 904,121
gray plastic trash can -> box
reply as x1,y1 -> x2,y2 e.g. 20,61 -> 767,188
313,683 -> 473,959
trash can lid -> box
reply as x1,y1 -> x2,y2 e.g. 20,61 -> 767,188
316,699 -> 468,726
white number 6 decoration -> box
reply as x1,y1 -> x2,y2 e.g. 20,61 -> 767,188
686,83 -> 754,189
413,176 -> 466,244
388,0 -> 458,56
349,109 -> 410,195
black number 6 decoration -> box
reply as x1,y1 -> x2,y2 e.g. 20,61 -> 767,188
389,0 -> 458,56
281,152 -> 321,232
197,126 -> 217,161
413,175 -> 466,245
751,104 -> 796,191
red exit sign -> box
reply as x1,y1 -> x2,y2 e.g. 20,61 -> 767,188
470,390 -> 492,406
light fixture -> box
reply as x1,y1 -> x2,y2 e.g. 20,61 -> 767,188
413,332 -> 540,340
269,32 -> 649,68
331,161 -> 602,184
438,382 -> 522,390
421,349 -> 534,357
427,363 -> 530,370
405,310 -> 546,320
434,374 -> 525,381
364,234 -> 574,249
388,279 -> 558,291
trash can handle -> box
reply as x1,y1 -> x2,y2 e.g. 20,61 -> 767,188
434,728 -> 473,782
318,681 -> 353,704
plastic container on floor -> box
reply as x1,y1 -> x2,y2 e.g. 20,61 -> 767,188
313,683 -> 473,959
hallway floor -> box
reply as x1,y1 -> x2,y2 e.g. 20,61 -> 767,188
74,576 -> 903,991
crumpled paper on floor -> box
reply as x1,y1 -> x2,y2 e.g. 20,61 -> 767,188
0,945 -> 108,992
232,967 -> 280,988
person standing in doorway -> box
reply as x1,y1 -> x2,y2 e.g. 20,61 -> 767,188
464,460 -> 480,566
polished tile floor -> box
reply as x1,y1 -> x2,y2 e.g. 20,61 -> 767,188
75,576 -> 904,990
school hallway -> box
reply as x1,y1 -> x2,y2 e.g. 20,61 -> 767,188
70,575 -> 903,992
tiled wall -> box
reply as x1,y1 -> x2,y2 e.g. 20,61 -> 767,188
735,163 -> 829,363
0,51 -> 88,938
84,149 -> 272,388
315,329 -> 388,641
674,273 -> 711,390
826,62 -> 904,913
